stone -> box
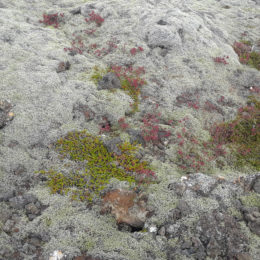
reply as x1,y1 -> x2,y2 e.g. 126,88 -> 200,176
103,137 -> 122,156
9,196 -> 28,209
56,61 -> 70,73
0,100 -> 13,128
97,72 -> 121,91
101,189 -> 150,229
253,177 -> 260,193
25,203 -> 41,215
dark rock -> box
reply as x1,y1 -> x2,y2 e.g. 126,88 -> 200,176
0,189 -> 15,202
70,7 -> 81,15
195,210 -> 249,258
9,196 -> 28,209
126,129 -> 146,146
97,72 -> 121,91
158,226 -> 166,236
73,103 -> 95,122
103,137 -> 122,156
23,193 -> 38,204
241,207 -> 260,236
253,176 -> 260,193
56,61 -> 70,73
176,200 -> 191,217
157,20 -> 167,25
242,173 -> 260,192
0,100 -> 14,128
25,203 -> 41,215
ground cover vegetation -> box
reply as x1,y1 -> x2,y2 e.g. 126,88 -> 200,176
38,131 -> 157,203
38,10 -> 260,202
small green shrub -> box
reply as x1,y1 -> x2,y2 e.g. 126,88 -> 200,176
38,131 -> 156,202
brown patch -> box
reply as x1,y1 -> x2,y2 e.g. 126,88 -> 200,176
101,189 -> 150,228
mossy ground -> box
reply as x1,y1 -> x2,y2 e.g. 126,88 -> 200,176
210,96 -> 260,171
233,39 -> 260,70
37,130 -> 157,203
240,193 -> 260,209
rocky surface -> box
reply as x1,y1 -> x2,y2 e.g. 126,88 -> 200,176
0,0 -> 259,259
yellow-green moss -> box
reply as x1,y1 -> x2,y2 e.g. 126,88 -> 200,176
37,130 -> 156,203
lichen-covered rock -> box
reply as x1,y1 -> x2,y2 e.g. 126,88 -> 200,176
97,72 -> 121,91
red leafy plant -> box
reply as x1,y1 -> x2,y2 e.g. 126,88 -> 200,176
171,117 -> 228,173
118,117 -> 129,130
39,13 -> 64,28
141,105 -> 171,146
85,11 -> 104,26
213,55 -> 229,65
130,46 -> 144,56
233,41 -> 260,70
99,117 -> 111,134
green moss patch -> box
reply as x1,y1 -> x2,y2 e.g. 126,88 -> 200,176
38,130 -> 157,203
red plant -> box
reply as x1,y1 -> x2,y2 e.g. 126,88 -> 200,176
118,117 -> 129,130
99,117 -> 111,134
141,106 -> 171,145
39,13 -> 64,28
213,55 -> 229,65
130,46 -> 144,55
64,35 -> 85,54
85,11 -> 104,26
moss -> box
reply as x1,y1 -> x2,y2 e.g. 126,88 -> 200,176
37,130 -> 156,203
240,193 -> 260,209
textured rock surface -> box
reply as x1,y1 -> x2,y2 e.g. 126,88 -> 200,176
0,0 -> 259,259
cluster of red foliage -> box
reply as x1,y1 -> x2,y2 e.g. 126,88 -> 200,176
39,13 -> 64,28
